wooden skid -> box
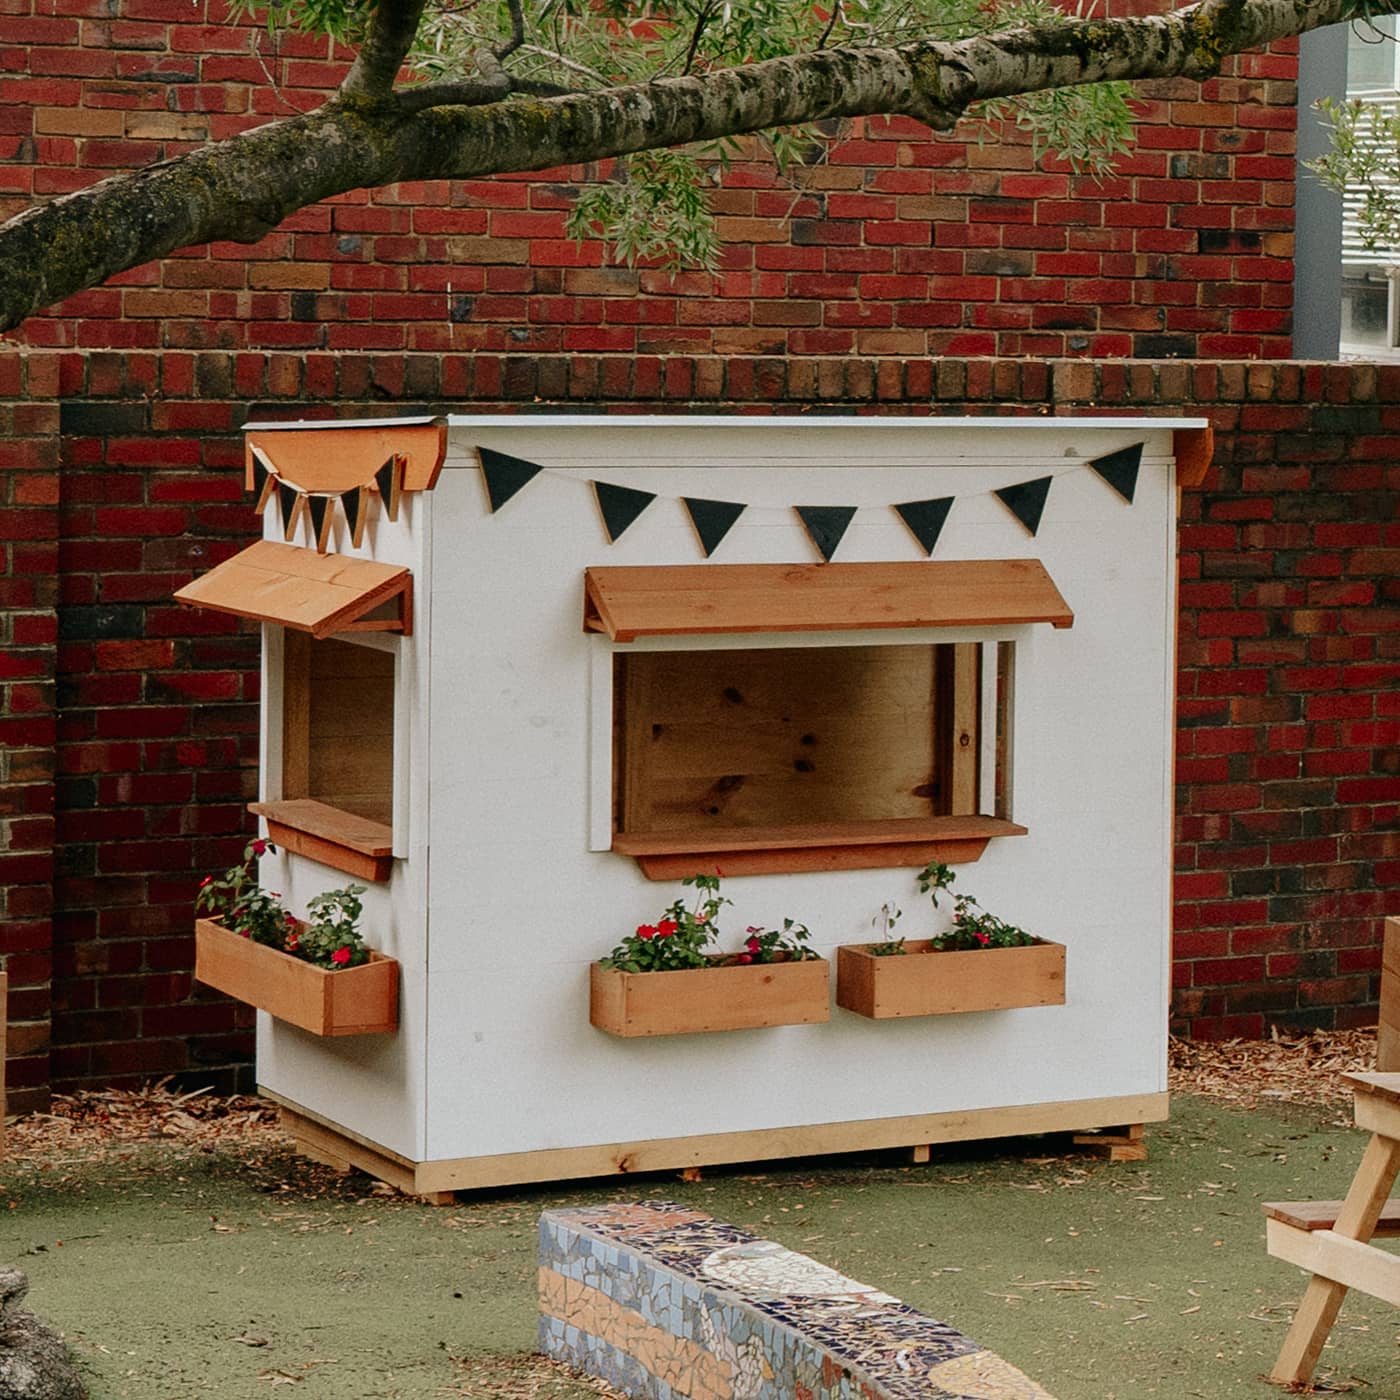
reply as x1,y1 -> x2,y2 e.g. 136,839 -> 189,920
263,1088 -> 1169,1197
836,939 -> 1066,1019
590,957 -> 830,1037
195,919 -> 399,1036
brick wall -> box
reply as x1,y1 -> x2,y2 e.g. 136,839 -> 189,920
2,0 -> 1298,360
1,348 -> 1396,1105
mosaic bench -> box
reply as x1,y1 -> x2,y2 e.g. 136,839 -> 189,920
539,1202 -> 1055,1400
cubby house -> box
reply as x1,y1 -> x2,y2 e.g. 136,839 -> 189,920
175,413 -> 1210,1197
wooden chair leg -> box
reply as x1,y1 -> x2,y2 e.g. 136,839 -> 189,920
1270,1133 -> 1400,1386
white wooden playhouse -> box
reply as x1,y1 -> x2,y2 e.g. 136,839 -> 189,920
175,413 -> 1210,1197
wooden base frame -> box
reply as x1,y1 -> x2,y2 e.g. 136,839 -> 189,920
264,1088 -> 1169,1199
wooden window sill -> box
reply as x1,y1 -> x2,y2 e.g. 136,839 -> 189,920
249,799 -> 395,883
612,815 -> 1026,880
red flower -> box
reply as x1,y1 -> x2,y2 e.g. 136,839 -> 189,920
636,924 -> 658,941
331,946 -> 352,966
745,936 -> 761,954
656,919 -> 678,938
251,838 -> 269,857
736,953 -> 753,964
285,931 -> 299,952
199,875 -> 213,888
974,932 -> 990,946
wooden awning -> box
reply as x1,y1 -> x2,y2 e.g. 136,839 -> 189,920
583,560 -> 1072,642
174,540 -> 412,637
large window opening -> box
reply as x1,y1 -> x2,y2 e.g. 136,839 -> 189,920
610,640 -> 1019,877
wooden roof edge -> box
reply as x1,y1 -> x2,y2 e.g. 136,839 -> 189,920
243,415 -> 446,433
244,417 -> 448,495
1173,424 -> 1215,489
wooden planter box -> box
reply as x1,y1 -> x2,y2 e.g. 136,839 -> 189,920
590,956 -> 831,1038
836,939 -> 1066,1019
195,917 -> 399,1037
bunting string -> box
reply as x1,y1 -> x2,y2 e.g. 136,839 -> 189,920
248,439 -> 1149,564
474,440 -> 1147,562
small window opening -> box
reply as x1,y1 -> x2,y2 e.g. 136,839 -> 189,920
282,633 -> 395,825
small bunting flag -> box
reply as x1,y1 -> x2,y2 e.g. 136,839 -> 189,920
995,477 -> 1052,536
682,497 -> 746,557
277,480 -> 303,541
375,455 -> 403,523
795,505 -> 857,562
342,485 -> 369,549
307,495 -> 333,554
594,481 -> 656,543
893,497 -> 955,556
1088,443 -> 1143,503
251,449 -> 276,515
478,446 -> 546,513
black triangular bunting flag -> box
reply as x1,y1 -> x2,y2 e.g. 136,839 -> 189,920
277,481 -> 301,540
995,477 -> 1052,536
682,497 -> 746,557
478,446 -> 545,513
1088,443 -> 1143,503
893,497 -> 954,556
342,485 -> 366,548
594,481 -> 656,543
374,456 -> 401,522
795,505 -> 857,562
307,494 -> 331,553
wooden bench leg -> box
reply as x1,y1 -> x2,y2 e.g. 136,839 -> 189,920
1270,1133 -> 1400,1386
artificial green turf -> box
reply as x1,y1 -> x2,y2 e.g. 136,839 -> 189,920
3,1093 -> 1394,1399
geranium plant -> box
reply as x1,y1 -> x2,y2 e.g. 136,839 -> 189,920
918,861 -> 1036,951
195,838 -> 371,970
600,873 -> 818,973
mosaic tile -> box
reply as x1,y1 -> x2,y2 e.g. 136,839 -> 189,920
540,1204 -> 1055,1400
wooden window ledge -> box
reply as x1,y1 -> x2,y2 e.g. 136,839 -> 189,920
249,799 -> 395,883
612,815 -> 1026,880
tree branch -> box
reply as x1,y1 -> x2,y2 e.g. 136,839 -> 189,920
495,0 -> 526,61
0,0 -> 1393,333
341,0 -> 430,97
395,73 -> 574,113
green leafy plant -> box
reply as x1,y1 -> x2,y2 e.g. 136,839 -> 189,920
600,873 -> 818,972
195,839 -> 371,971
740,917 -> 818,964
917,862 -> 1037,951
867,899 -> 907,956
